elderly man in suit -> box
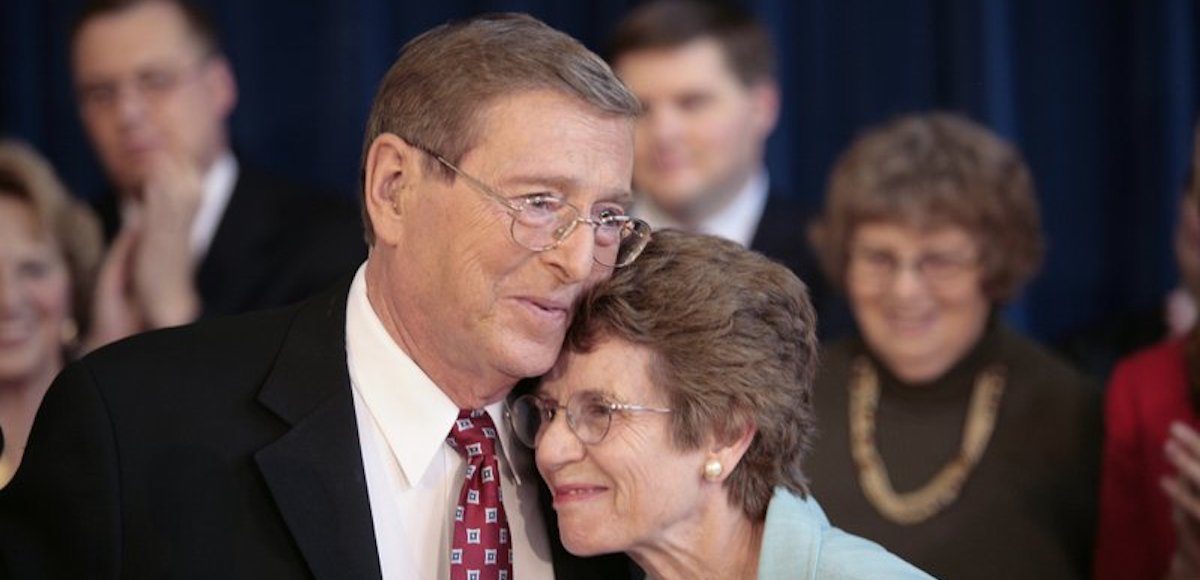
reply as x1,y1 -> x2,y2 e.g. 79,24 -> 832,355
70,0 -> 364,348
0,13 -> 646,580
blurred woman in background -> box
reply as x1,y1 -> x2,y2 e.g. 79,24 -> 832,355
0,140 -> 102,488
806,113 -> 1100,578
1095,121 -> 1200,580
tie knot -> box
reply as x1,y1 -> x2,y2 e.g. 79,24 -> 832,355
447,409 -> 499,459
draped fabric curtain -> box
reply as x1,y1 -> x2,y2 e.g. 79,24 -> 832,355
2,0 -> 1197,343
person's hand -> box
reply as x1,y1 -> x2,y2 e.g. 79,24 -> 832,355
1162,422 -> 1200,579
130,151 -> 202,328
83,222 -> 146,352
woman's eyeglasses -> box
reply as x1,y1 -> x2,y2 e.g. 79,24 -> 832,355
507,391 -> 671,448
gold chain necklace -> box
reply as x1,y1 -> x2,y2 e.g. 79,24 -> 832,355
848,356 -> 1006,525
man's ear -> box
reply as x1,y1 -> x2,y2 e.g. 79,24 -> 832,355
203,55 -> 238,121
703,422 -> 757,484
363,133 -> 421,245
748,79 -> 780,140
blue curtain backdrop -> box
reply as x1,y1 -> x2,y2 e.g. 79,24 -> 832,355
2,0 -> 1198,346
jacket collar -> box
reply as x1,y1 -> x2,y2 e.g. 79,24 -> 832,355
254,281 -> 383,580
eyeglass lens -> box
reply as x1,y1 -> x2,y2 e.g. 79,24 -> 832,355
509,199 -> 649,267
509,392 -> 613,448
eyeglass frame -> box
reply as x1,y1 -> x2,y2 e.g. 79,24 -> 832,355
409,142 -> 652,268
847,245 -> 981,289
507,392 -> 672,449
76,53 -> 218,113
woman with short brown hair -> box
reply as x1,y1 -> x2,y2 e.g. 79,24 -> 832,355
511,229 -> 930,578
806,113 -> 1100,579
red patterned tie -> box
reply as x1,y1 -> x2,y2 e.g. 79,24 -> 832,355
446,409 -> 513,580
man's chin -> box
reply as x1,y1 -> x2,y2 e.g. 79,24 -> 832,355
498,341 -> 561,380
640,183 -> 712,218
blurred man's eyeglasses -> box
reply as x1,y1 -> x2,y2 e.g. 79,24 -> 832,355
413,145 -> 651,268
77,57 -> 214,112
507,391 -> 671,448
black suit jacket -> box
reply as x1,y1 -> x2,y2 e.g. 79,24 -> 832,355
0,284 -> 631,579
749,192 -> 853,340
94,164 -> 367,318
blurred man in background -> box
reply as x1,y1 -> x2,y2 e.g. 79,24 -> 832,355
71,0 -> 364,347
609,0 -> 845,336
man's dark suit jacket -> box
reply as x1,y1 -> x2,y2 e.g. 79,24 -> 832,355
94,164 -> 367,318
0,283 -> 631,579
749,193 -> 853,340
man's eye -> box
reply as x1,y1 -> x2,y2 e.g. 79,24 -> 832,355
520,194 -> 562,212
923,255 -> 955,269
593,205 -> 627,222
138,70 -> 177,92
677,93 -> 712,112
80,84 -> 116,105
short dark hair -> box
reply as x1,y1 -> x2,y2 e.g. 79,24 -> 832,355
608,0 -> 775,86
71,0 -> 222,56
563,229 -> 819,521
359,13 -> 641,245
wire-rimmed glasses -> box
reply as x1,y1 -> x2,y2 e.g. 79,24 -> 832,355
848,246 -> 980,291
507,392 -> 672,448
418,146 -> 652,268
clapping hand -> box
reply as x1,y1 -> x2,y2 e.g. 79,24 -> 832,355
131,150 -> 202,327
1162,421 -> 1200,579
84,151 -> 203,351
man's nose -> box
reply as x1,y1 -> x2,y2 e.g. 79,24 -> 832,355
541,219 -> 598,284
113,83 -> 150,125
644,108 -> 683,142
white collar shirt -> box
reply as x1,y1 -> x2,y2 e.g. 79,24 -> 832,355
344,266 -> 555,580
634,168 -> 769,248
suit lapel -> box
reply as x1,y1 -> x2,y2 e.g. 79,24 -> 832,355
254,284 -> 383,580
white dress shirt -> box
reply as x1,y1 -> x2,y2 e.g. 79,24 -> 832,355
633,168 -> 769,248
189,150 -> 237,262
345,266 -> 555,580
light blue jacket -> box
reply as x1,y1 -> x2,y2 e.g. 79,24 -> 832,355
757,488 -> 935,579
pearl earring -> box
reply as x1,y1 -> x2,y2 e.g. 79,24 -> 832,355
60,318 -> 79,345
703,459 -> 723,481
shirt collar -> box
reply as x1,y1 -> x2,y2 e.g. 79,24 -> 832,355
634,168 -> 770,247
345,266 -> 524,486
190,150 -> 238,261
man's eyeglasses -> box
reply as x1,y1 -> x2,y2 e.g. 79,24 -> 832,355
507,391 -> 672,448
77,57 -> 215,112
416,145 -> 652,268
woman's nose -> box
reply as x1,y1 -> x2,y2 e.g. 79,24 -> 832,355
535,411 -> 586,472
